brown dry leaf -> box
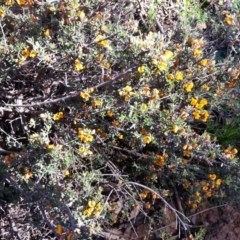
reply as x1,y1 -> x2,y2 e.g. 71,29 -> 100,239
129,206 -> 140,220
162,207 -> 177,233
114,200 -> 123,215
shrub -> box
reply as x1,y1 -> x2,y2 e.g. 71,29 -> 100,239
1,0 -> 240,239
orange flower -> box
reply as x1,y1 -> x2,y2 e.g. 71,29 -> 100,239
208,174 -> 217,181
200,59 -> 208,66
55,224 -> 63,234
106,110 -> 114,117
167,73 -> 174,80
0,9 -> 5,17
4,155 -> 12,166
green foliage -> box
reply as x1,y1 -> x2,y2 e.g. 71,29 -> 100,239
1,0 -> 240,239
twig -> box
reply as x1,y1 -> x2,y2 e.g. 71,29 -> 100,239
4,65 -> 137,108
0,20 -> 9,53
122,181 -> 190,232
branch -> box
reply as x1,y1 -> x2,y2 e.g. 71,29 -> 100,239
4,65 -> 137,108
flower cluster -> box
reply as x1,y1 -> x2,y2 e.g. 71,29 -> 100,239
155,153 -> 168,167
74,59 -> 84,71
192,109 -> 209,122
119,85 -> 135,101
78,128 -> 94,143
223,147 -> 238,160
83,200 -> 102,218
190,97 -> 208,109
95,35 -> 109,48
79,146 -> 93,156
151,50 -> 174,72
53,112 -> 64,121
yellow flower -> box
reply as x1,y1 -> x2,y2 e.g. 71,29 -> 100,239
199,98 -> 208,107
29,50 -> 37,58
74,59 -> 84,71
83,209 -> 92,217
44,28 -> 50,37
138,66 -> 145,74
53,112 -> 64,120
0,9 -> 6,17
80,91 -> 90,100
92,99 -> 102,107
79,147 -> 86,153
193,49 -> 202,56
118,134 -> 124,139
225,15 -> 234,25
45,55 -> 51,62
141,103 -> 148,111
200,59 -> 208,66
88,200 -> 96,208
215,179 -> 222,186
175,71 -> 183,81
79,134 -> 87,143
86,135 -> 93,142
190,97 -> 198,106
208,174 -> 217,181
158,62 -> 167,71
25,171 -> 33,180
65,169 -> 70,177
201,110 -> 209,122
46,144 -> 55,150
93,210 -> 100,217
151,59 -> 158,66
95,202 -> 102,211
55,224 -> 63,234
183,82 -> 194,92
77,10 -> 85,18
172,125 -> 179,133
142,136 -> 152,144
202,84 -> 210,91
124,85 -> 132,93
95,35 -> 109,48
163,50 -> 173,60
5,0 -> 15,6
194,98 -> 208,109
167,73 -> 175,80
152,88 -> 159,98
192,110 -> 201,120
